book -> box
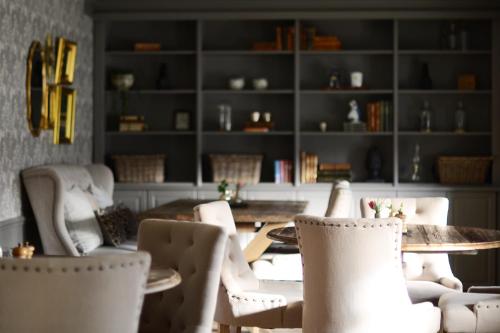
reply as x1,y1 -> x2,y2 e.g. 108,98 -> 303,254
319,163 -> 352,171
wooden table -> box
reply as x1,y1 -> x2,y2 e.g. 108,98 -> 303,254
146,268 -> 181,294
267,224 -> 500,253
140,199 -> 308,262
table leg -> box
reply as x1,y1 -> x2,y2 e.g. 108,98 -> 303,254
243,222 -> 288,263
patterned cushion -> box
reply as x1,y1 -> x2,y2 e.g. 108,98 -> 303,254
96,204 -> 138,246
64,186 -> 103,254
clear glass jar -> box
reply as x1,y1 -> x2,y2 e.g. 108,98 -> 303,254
455,101 -> 466,133
420,100 -> 431,132
218,104 -> 232,131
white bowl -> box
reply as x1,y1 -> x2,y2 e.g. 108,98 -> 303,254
253,78 -> 268,90
228,77 -> 245,90
111,73 -> 134,91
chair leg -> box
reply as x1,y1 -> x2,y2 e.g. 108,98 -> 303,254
219,324 -> 230,333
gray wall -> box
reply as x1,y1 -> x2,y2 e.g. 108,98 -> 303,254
0,0 -> 93,245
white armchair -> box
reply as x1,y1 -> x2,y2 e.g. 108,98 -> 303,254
295,215 -> 441,333
360,197 -> 462,303
194,201 -> 302,332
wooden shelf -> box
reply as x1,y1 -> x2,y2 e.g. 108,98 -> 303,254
105,89 -> 196,94
106,131 -> 196,136
106,50 -> 196,56
398,50 -> 491,55
398,131 -> 491,136
203,50 -> 293,55
203,89 -> 294,94
301,131 -> 393,136
399,90 -> 491,95
203,131 -> 294,136
301,89 -> 393,95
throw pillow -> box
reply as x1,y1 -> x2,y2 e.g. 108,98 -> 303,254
88,184 -> 114,209
64,186 -> 104,254
95,207 -> 128,246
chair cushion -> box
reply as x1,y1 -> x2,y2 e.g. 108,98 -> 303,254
95,206 -> 128,246
64,186 -> 103,254
88,184 -> 114,209
439,292 -> 500,333
252,254 -> 303,281
89,240 -> 137,255
407,280 -> 460,304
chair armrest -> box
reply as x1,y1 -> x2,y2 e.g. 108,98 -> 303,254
468,286 -> 500,294
439,276 -> 463,291
227,290 -> 287,317
475,298 -> 500,333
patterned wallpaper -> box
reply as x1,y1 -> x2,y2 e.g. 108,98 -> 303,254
0,0 -> 93,220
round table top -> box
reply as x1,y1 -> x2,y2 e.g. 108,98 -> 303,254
146,268 -> 181,294
267,224 -> 500,253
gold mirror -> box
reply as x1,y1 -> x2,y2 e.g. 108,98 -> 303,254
26,41 -> 49,136
52,86 -> 76,144
55,38 -> 77,85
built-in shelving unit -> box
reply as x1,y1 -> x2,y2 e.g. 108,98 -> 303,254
95,16 -> 497,186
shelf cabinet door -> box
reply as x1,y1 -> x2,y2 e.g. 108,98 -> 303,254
448,192 -> 496,287
113,190 -> 148,213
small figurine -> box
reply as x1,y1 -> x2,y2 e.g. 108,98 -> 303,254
328,69 -> 341,89
366,146 -> 384,182
347,100 -> 360,123
12,242 -> 35,259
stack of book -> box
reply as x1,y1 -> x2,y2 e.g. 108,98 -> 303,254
366,101 -> 391,132
317,163 -> 353,182
274,160 -> 293,184
119,115 -> 146,132
300,152 -> 319,184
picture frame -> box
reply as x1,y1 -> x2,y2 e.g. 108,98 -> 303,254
53,87 -> 77,144
54,38 -> 77,85
174,110 -> 191,131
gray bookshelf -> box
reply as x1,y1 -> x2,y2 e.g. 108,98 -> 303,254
94,16 -> 497,187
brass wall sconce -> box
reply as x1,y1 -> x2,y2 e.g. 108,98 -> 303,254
25,36 -> 77,144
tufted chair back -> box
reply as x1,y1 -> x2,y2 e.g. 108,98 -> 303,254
138,219 -> 227,333
295,215 -> 413,333
360,197 -> 461,289
324,180 -> 353,218
194,201 -> 259,293
0,252 -> 150,333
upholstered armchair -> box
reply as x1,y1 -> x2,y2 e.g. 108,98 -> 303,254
194,201 -> 303,332
324,180 -> 353,217
137,219 -> 227,333
360,197 -> 462,303
0,252 -> 150,333
439,291 -> 500,333
22,164 -> 136,255
295,215 -> 441,333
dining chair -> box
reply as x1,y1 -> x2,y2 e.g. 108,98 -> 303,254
137,219 -> 228,333
324,180 -> 353,217
194,201 -> 303,332
360,197 -> 463,303
439,290 -> 500,333
295,215 -> 441,333
0,252 -> 151,333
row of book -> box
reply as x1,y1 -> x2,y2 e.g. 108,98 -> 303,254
300,152 -> 319,184
366,101 -> 391,132
317,162 -> 353,182
274,160 -> 293,184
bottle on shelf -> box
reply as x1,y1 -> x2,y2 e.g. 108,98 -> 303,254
410,143 -> 421,182
419,100 -> 432,132
460,24 -> 469,51
419,63 -> 433,90
156,63 -> 169,89
448,22 -> 458,50
218,104 -> 232,131
454,101 -> 466,133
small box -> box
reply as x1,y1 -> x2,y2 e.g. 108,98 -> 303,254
134,43 -> 161,52
457,74 -> 476,90
343,122 -> 367,132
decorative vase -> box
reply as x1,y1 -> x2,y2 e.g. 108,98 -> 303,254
375,212 -> 381,218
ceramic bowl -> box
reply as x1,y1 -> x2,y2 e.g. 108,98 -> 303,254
253,78 -> 268,90
228,77 -> 245,90
111,73 -> 134,91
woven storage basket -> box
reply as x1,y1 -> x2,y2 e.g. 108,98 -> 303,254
113,155 -> 165,183
210,154 -> 263,184
437,156 -> 492,185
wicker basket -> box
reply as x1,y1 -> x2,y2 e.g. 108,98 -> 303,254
113,155 -> 165,183
210,154 -> 263,184
437,156 -> 492,185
